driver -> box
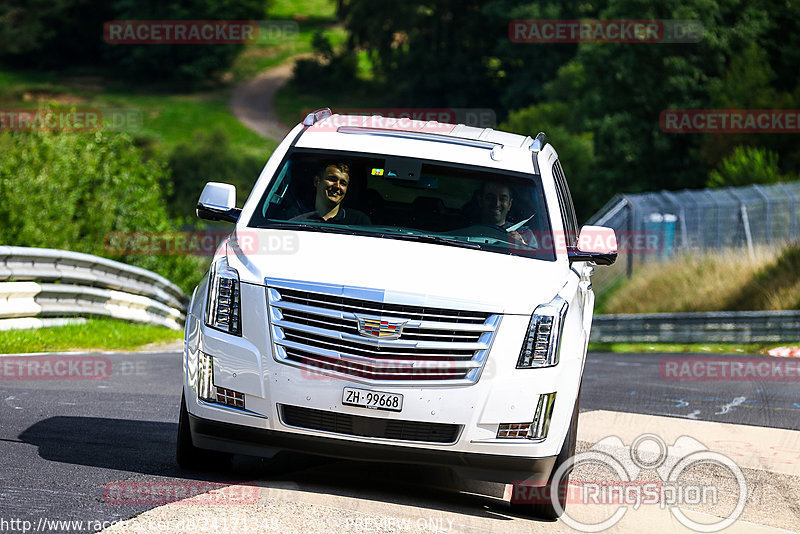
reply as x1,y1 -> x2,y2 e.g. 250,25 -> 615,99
477,182 -> 529,246
292,162 -> 371,225
478,182 -> 514,229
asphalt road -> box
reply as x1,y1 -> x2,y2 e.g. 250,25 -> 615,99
581,351 -> 800,430
1,350 -> 797,532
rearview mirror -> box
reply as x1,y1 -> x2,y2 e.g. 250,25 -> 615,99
568,225 -> 617,265
196,182 -> 241,223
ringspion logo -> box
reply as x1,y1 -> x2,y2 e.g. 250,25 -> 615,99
513,434 -> 747,532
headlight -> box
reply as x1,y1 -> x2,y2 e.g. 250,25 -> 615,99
517,295 -> 568,368
205,255 -> 241,336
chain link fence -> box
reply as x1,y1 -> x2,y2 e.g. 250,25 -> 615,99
586,181 -> 800,281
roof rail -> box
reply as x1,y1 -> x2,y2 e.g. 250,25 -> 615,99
302,108 -> 332,126
336,126 -> 501,149
530,132 -> 548,151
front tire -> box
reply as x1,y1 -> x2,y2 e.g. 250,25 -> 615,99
176,391 -> 232,471
510,400 -> 579,520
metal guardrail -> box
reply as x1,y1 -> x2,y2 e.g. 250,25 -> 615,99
591,310 -> 800,344
0,246 -> 188,331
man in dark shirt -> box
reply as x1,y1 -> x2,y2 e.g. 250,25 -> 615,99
478,182 -> 514,229
291,162 -> 371,225
477,182 -> 529,246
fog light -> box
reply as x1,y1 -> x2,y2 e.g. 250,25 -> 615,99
215,387 -> 245,409
497,393 -> 556,440
498,423 -> 531,439
198,351 -> 215,402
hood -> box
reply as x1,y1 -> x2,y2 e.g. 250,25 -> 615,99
226,228 -> 568,315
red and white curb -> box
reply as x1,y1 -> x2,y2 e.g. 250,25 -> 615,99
767,346 -> 800,357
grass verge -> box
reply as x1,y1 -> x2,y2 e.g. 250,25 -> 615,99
0,70 -> 273,158
587,342 -> 792,355
599,245 -> 800,314
0,319 -> 182,354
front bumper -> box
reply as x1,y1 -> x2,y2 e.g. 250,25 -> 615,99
189,411 -> 557,484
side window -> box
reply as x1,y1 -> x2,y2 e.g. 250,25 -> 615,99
552,160 -> 579,248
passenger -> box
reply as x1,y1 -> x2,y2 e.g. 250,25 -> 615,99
477,182 -> 529,246
292,162 -> 371,225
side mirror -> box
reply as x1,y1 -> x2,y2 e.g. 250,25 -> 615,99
196,182 -> 241,223
568,225 -> 617,265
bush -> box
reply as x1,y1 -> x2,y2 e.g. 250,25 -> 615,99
166,128 -> 265,218
707,146 -> 783,188
0,123 -> 204,292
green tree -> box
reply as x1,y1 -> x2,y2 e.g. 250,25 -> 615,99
0,125 -> 203,292
700,43 -> 799,178
167,129 -> 265,219
483,0 -> 598,114
340,0 -> 500,107
0,0 -> 267,83
501,101 -> 599,219
544,0 -> 796,203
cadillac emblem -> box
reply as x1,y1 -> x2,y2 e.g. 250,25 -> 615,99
355,315 -> 407,339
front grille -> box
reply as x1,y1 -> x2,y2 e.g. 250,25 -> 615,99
266,278 -> 500,383
280,404 -> 461,444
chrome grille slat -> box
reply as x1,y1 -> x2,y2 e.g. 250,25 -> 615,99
281,332 -> 475,359
273,300 -> 493,332
276,288 -> 488,323
266,278 -> 499,383
275,338 -> 481,370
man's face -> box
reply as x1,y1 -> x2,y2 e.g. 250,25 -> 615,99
479,183 -> 513,226
314,165 -> 349,207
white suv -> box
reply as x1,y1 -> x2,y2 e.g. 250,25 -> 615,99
177,109 -> 617,518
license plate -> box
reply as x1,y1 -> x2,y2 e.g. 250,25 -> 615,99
342,387 -> 403,412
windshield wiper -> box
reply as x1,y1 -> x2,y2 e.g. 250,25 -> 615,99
257,222 -> 481,249
259,221 -> 359,235
374,233 -> 482,250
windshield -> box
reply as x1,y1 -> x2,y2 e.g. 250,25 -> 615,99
248,149 -> 555,260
